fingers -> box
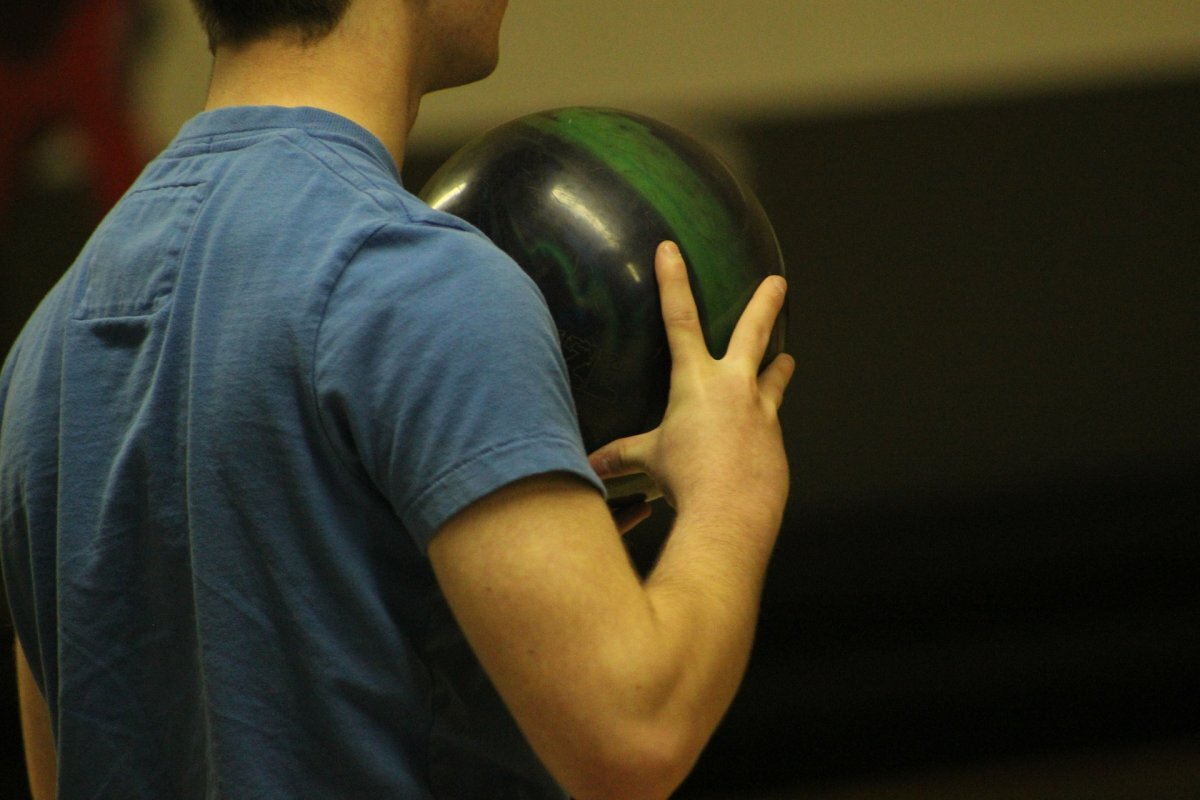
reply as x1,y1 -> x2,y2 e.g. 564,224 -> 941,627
656,241 -> 787,375
651,238 -> 794,411
758,352 -> 796,410
725,274 -> 787,368
655,241 -> 707,368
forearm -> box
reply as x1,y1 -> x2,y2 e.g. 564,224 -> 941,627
432,476 -> 781,800
434,243 -> 792,799
632,506 -> 781,772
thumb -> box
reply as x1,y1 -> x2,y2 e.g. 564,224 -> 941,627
588,430 -> 655,480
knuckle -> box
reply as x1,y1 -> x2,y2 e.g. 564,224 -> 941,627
664,307 -> 700,327
605,444 -> 628,472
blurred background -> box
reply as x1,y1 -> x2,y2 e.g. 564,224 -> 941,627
2,1 -> 1198,797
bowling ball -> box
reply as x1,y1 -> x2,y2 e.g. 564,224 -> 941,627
419,106 -> 786,459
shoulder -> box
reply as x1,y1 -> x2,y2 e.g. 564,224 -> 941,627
323,205 -> 551,346
311,217 -> 595,546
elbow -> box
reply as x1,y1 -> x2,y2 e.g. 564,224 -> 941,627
558,716 -> 701,800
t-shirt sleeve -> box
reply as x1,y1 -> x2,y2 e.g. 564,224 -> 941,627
313,221 -> 604,551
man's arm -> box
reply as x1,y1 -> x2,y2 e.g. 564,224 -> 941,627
15,636 -> 57,800
430,242 -> 793,800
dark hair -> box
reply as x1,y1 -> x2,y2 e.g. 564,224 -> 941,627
190,0 -> 353,49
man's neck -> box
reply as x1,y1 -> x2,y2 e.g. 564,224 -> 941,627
203,6 -> 420,169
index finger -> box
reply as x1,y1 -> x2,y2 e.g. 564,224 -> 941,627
655,241 -> 709,367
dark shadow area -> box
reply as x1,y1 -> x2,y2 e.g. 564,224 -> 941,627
677,75 -> 1200,796
683,460 -> 1199,796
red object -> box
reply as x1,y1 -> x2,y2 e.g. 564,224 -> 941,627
0,0 -> 144,217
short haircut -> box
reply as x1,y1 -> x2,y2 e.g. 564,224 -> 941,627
190,0 -> 353,50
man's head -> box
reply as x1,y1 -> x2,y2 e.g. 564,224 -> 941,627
191,0 -> 508,95
190,0 -> 353,52
409,0 -> 510,93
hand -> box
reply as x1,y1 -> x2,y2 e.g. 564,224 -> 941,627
433,248 -> 791,797
589,241 -> 794,530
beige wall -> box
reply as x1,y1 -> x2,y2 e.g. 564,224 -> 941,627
138,0 -> 1200,150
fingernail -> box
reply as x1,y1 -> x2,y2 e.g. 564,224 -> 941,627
661,241 -> 680,258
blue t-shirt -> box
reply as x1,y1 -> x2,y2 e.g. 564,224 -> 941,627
0,106 -> 603,798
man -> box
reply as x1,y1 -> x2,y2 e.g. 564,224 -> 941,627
1,1 -> 794,798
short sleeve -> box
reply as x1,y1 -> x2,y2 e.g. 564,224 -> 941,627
314,222 -> 604,550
